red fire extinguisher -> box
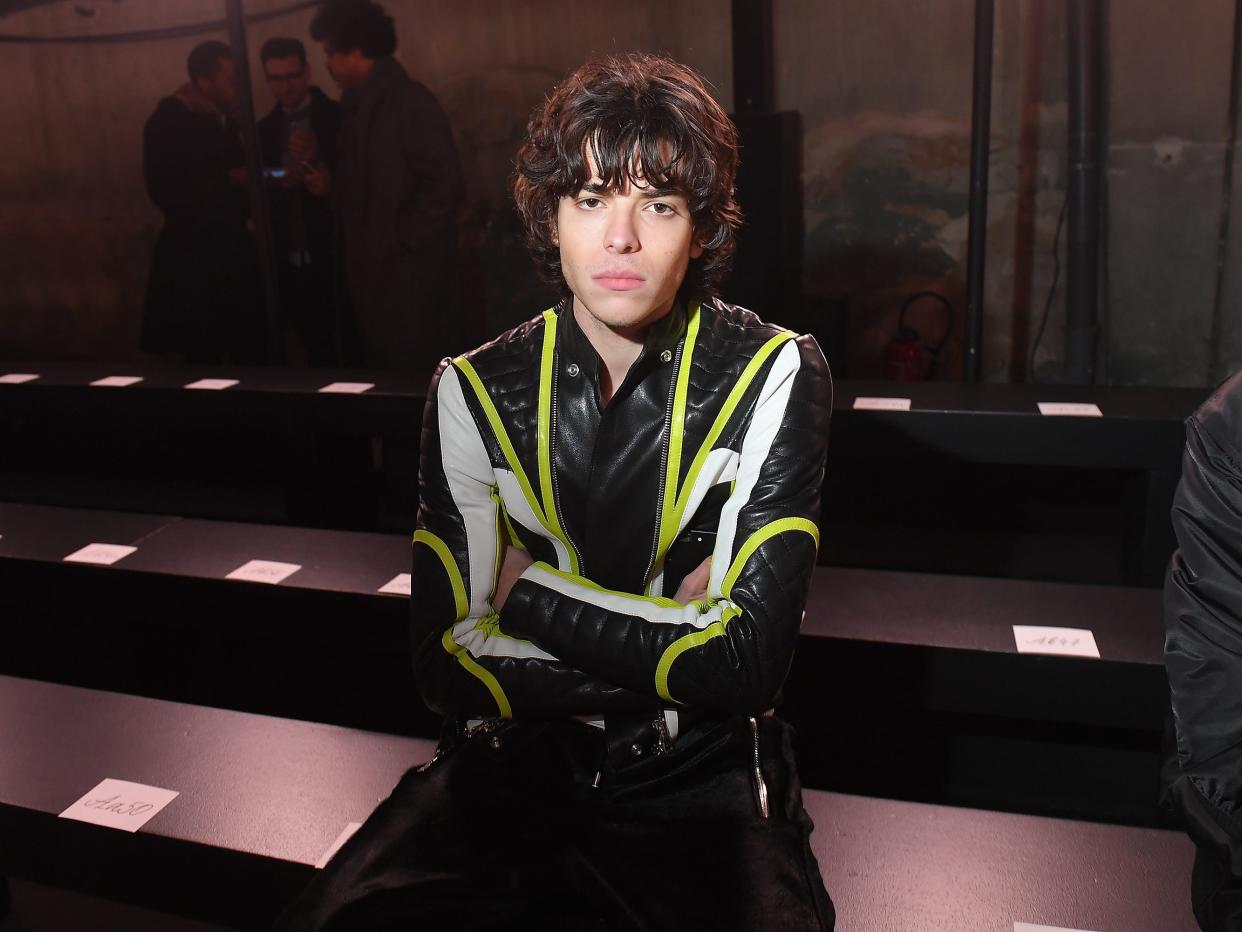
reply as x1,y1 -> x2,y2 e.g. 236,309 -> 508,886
883,291 -> 953,381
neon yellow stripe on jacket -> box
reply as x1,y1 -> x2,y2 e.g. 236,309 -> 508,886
536,309 -> 579,574
453,355 -> 548,529
413,529 -> 468,621
440,627 -> 513,719
417,529 -> 514,717
655,330 -> 796,570
654,517 -> 819,704
658,301 -> 702,562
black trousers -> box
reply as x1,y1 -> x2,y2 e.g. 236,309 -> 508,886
274,715 -> 835,931
277,260 -> 356,368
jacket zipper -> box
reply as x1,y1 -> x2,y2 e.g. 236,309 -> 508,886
643,340 -> 684,591
548,349 -> 584,574
749,716 -> 770,819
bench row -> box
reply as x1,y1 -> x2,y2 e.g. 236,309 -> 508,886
0,359 -> 1204,469
0,674 -> 1197,931
0,500 -> 1163,665
2,362 -> 1196,584
0,501 -> 1172,824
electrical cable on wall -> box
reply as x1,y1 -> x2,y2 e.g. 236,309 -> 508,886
0,0 -> 321,44
1027,191 -> 1069,381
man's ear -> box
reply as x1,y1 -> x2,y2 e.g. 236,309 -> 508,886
550,219 -> 559,248
689,231 -> 705,260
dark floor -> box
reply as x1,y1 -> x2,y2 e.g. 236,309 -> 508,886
0,880 -> 236,932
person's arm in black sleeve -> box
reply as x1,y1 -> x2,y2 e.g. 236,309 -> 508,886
1165,371 -> 1242,931
257,110 -> 283,168
314,95 -> 343,173
409,359 -> 663,721
142,101 -> 228,217
394,82 -> 464,254
499,333 -> 831,715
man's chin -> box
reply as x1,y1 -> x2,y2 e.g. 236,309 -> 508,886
579,294 -> 671,332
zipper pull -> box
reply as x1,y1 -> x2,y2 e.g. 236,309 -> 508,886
749,716 -> 770,819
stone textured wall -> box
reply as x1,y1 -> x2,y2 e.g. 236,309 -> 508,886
0,0 -> 730,358
1,0 -> 1239,386
777,0 -> 1240,385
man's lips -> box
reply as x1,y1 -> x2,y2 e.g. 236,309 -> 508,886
592,270 -> 646,291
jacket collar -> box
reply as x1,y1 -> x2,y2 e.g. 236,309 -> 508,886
556,295 -> 690,389
173,82 -> 224,118
341,56 -> 406,113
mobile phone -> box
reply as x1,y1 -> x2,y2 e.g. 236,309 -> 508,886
264,168 -> 287,179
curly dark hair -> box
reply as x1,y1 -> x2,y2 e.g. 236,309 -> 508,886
309,0 -> 397,60
512,52 -> 742,299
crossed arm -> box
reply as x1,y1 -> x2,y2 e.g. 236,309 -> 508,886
493,546 -> 711,614
409,336 -> 831,720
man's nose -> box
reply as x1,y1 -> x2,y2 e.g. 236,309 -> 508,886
604,211 -> 638,253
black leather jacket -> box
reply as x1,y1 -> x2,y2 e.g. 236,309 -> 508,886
409,297 -> 831,738
1166,369 -> 1242,930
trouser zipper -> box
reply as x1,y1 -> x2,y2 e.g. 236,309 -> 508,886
749,716 -> 770,819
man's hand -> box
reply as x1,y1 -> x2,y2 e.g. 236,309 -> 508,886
674,556 -> 712,604
287,127 -> 319,164
303,162 -> 331,198
493,546 -> 534,610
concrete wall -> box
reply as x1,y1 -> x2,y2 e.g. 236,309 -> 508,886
1,0 -> 1239,386
1107,0 -> 1237,386
776,0 -> 1240,386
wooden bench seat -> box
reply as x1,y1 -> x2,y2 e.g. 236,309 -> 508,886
0,675 -> 1196,930
1,362 -> 1205,582
0,501 -> 1173,822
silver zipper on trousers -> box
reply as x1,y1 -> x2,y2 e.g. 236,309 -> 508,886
749,716 -> 770,819
643,340 -> 684,590
652,711 -> 672,754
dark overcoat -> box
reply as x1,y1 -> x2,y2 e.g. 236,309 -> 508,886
335,57 -> 465,377
141,86 -> 265,362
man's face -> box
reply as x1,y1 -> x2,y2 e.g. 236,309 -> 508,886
263,54 -> 309,110
322,44 -> 368,90
556,152 -> 703,338
197,57 -> 238,113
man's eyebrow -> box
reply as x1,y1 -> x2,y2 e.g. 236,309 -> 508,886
577,181 -> 681,198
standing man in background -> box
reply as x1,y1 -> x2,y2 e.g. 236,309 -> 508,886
258,37 -> 349,366
142,40 -> 266,364
308,0 -> 465,377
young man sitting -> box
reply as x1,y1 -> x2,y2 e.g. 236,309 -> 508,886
277,52 -> 835,931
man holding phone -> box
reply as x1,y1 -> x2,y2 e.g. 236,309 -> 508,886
142,41 -> 265,363
258,37 -> 349,365
277,52 -> 835,930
